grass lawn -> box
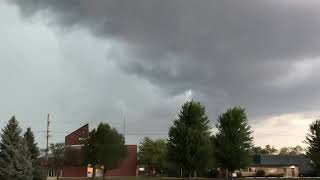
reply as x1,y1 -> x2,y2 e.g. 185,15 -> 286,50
57,177 -> 214,180
56,178 -> 320,180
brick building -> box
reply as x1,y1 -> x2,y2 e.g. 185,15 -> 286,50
63,124 -> 138,177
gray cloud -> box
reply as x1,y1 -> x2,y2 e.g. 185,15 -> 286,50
4,0 -> 320,146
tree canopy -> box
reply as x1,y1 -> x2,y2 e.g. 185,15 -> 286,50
49,143 -> 65,180
251,145 -> 278,156
215,107 -> 253,172
138,137 -> 167,175
278,145 -> 304,155
168,100 -> 211,178
83,122 -> 127,180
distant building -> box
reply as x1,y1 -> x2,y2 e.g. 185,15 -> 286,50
241,155 -> 314,177
62,124 -> 138,177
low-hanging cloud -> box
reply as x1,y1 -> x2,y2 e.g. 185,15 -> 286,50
7,0 -> 320,129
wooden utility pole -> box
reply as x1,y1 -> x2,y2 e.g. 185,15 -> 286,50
123,115 -> 126,138
45,113 -> 50,175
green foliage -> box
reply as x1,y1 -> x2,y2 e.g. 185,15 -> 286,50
83,123 -> 127,179
256,170 -> 265,177
24,127 -> 46,180
251,145 -> 278,156
167,100 -> 211,175
49,143 -> 65,178
83,129 -> 98,167
278,145 -> 304,155
305,120 -> 320,174
0,116 -> 33,180
215,107 -> 253,171
208,135 -> 218,169
138,137 -> 167,175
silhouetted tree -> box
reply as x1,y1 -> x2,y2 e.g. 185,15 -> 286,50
305,120 -> 320,175
168,100 -> 211,179
24,127 -> 46,180
83,123 -> 127,180
215,107 -> 253,178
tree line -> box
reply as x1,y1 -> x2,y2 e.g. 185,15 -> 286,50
2,100 -> 320,179
138,100 -> 320,178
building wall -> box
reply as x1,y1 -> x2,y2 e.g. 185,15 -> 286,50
65,124 -> 89,146
250,166 -> 299,177
63,166 -> 87,177
106,145 -> 138,176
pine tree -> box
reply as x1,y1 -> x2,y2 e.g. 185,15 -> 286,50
305,119 -> 320,175
0,116 -> 33,180
24,127 -> 46,180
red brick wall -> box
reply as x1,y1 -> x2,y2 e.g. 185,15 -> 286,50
63,166 -> 87,177
65,124 -> 89,146
107,145 -> 138,176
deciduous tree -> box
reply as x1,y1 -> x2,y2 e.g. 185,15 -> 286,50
138,137 -> 167,175
168,100 -> 211,179
84,123 -> 127,180
215,107 -> 253,177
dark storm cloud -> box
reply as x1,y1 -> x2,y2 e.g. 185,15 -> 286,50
8,0 -> 320,118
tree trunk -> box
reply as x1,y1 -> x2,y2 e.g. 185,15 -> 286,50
194,170 -> 197,178
180,168 -> 183,177
92,165 -> 96,180
56,168 -> 59,180
102,169 -> 107,180
189,172 -> 191,180
225,169 -> 229,180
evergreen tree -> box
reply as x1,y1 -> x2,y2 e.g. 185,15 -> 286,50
305,120 -> 320,175
0,116 -> 33,180
24,127 -> 46,180
215,107 -> 253,176
168,100 -> 211,179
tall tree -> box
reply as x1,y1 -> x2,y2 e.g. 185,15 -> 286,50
49,143 -> 65,180
168,100 -> 211,179
138,137 -> 167,175
215,107 -> 253,177
24,127 -> 46,180
0,116 -> 33,180
83,123 -> 127,180
83,129 -> 98,179
305,120 -> 320,175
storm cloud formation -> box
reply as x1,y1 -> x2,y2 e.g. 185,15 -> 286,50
4,0 -> 320,146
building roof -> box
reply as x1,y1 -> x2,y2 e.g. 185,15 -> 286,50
253,155 -> 313,174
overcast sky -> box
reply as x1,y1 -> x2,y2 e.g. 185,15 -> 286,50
1,0 -> 320,148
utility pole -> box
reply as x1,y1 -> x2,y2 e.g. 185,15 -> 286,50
45,113 -> 50,174
123,114 -> 126,140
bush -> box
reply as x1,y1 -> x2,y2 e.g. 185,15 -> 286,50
256,170 -> 265,177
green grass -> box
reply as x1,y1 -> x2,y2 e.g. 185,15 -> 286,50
59,177 -> 213,180
58,178 -> 320,180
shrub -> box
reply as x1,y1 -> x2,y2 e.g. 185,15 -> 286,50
256,170 -> 265,177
